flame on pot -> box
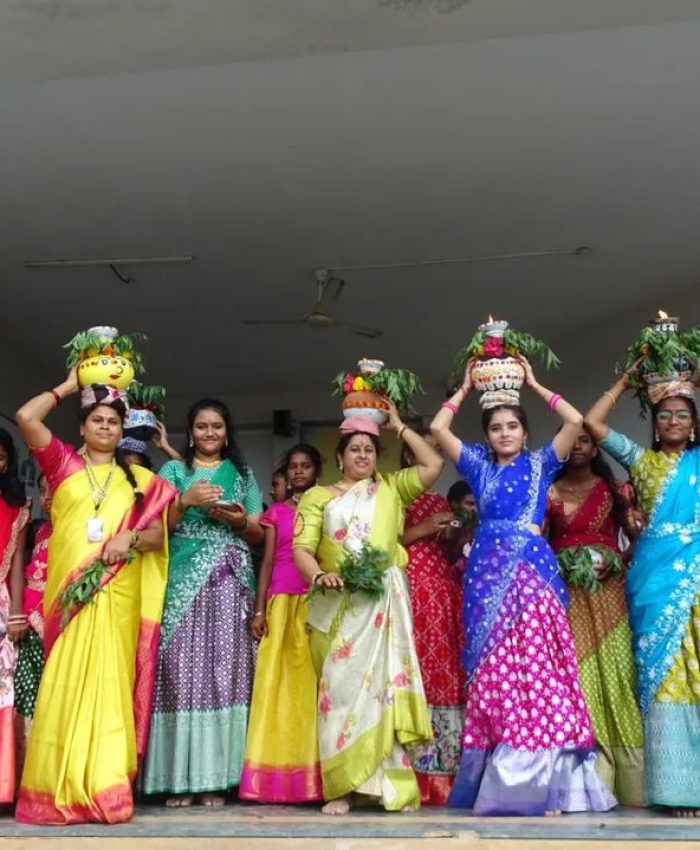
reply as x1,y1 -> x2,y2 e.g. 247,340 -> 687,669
658,310 -> 668,319
488,314 -> 494,323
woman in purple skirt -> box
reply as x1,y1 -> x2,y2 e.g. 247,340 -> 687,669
142,399 -> 263,807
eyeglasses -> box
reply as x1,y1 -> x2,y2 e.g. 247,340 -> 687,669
656,410 -> 692,422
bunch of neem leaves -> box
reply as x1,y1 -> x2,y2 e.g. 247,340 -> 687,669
308,543 -> 388,601
451,327 -> 559,388
59,549 -> 136,627
64,329 -> 146,374
128,381 -> 166,420
332,367 -> 423,414
623,324 -> 700,413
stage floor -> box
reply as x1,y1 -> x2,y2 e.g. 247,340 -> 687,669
2,804 -> 700,848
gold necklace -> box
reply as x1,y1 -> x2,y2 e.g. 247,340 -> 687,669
194,457 -> 222,468
559,477 -> 597,504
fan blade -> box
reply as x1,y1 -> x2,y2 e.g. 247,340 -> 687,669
349,323 -> 383,339
330,277 -> 345,301
241,318 -> 306,325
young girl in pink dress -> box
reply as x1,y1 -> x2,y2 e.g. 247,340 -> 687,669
239,444 -> 323,802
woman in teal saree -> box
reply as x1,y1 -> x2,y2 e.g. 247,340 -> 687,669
587,375 -> 700,816
142,399 -> 263,807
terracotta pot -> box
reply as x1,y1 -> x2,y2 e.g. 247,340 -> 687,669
470,356 -> 525,393
342,390 -> 389,424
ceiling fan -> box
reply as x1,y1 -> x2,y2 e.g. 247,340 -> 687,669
241,268 -> 382,338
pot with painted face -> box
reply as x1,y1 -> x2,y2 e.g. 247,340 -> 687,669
78,355 -> 135,389
67,326 -> 139,389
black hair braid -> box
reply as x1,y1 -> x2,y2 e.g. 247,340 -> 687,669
115,451 -> 144,511
0,426 -> 26,508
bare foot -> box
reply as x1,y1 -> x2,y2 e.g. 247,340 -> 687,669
545,809 -> 562,817
199,793 -> 226,807
401,804 -> 418,813
165,794 -> 194,808
671,808 -> 700,818
322,796 -> 352,816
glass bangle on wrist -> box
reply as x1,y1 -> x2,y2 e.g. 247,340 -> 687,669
311,570 -> 325,586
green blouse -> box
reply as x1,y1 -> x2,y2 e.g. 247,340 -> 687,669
293,467 -> 424,572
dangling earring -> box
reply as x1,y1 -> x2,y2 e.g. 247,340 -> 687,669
189,437 -> 194,448
338,460 -> 344,472
691,430 -> 696,442
654,429 -> 660,443
523,437 -> 529,452
225,437 -> 229,447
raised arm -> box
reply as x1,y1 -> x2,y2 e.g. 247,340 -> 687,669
384,401 -> 443,488
15,367 -> 79,449
152,421 -> 183,461
585,373 -> 632,442
429,365 -> 472,463
520,358 -> 583,461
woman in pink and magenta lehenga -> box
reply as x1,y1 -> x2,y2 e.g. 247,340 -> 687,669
430,358 -> 616,815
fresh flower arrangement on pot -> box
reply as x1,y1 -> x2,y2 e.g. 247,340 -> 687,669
332,357 -> 423,423
123,382 -> 166,440
451,317 -> 559,408
623,311 -> 700,414
64,326 -> 145,389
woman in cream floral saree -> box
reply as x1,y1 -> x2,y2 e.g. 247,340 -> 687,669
293,403 -> 443,815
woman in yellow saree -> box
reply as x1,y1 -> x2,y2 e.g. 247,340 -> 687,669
293,404 -> 443,815
14,372 -> 176,824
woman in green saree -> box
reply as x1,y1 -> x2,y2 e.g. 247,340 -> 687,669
293,405 -> 443,815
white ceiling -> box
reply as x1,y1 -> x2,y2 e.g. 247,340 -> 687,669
2,0 -> 700,417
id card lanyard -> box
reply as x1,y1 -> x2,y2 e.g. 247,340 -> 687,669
84,456 -> 116,543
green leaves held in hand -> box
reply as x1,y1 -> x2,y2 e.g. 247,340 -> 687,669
58,549 -> 136,627
556,545 -> 623,595
308,543 -> 389,602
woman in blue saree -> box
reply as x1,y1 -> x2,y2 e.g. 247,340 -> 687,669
587,372 -> 700,816
430,358 -> 615,815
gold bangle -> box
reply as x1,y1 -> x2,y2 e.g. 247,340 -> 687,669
603,390 -> 617,408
